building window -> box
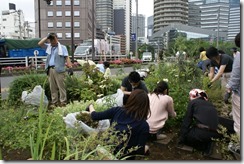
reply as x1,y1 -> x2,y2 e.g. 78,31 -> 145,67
74,33 -> 80,38
56,0 -> 62,6
2,18 -> 7,21
47,11 -> 53,17
57,33 -> 62,38
48,22 -> 54,28
74,22 -> 80,27
65,22 -> 71,27
74,11 -> 80,17
65,11 -> 71,16
66,33 -> 71,38
74,0 -> 80,5
56,11 -> 62,17
65,0 -> 71,5
56,22 -> 62,28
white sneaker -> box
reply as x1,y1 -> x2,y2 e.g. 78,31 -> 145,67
157,134 -> 167,140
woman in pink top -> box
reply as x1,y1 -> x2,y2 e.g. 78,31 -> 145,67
147,81 -> 176,141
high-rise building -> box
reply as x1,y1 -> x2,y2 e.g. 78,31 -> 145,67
34,0 -> 94,46
131,14 -> 145,37
227,0 -> 240,41
113,0 -> 131,55
147,15 -> 154,39
153,0 -> 188,33
200,1 -> 229,34
96,0 -> 113,32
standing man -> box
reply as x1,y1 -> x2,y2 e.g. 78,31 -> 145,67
226,32 -> 240,155
38,33 -> 73,108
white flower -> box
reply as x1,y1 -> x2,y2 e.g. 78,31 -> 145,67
163,78 -> 169,82
175,75 -> 179,77
187,80 -> 191,82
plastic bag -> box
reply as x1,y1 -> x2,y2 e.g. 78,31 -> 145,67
63,111 -> 110,135
96,89 -> 124,107
21,85 -> 48,106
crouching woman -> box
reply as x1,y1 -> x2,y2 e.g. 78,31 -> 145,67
88,89 -> 150,160
178,89 -> 222,155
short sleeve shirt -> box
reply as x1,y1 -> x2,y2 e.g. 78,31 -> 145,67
210,54 -> 233,73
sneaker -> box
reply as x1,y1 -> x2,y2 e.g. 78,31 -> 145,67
157,134 -> 167,140
228,142 -> 240,155
59,102 -> 67,107
48,103 -> 58,110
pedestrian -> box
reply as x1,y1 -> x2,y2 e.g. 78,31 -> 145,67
87,89 -> 150,160
103,61 -> 111,78
38,33 -> 73,109
121,71 -> 148,105
147,81 -> 176,141
197,47 -> 210,74
178,89 -> 222,156
226,32 -> 240,155
206,46 -> 233,88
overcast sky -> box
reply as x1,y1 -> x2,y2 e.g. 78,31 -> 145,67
0,0 -> 154,24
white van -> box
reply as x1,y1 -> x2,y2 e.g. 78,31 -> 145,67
142,52 -> 152,62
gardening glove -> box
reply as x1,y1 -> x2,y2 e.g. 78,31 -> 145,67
207,82 -> 212,88
68,67 -> 73,76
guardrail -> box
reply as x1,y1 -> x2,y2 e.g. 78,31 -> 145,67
0,56 -> 46,68
0,54 -> 128,68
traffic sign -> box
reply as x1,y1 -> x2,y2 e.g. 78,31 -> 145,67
131,33 -> 136,41
34,50 -> 39,56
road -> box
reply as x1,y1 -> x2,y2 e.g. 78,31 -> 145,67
0,67 -> 134,99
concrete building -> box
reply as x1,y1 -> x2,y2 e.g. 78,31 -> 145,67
34,0 -> 94,46
153,0 -> 188,33
1,10 -> 25,39
96,0 -> 113,32
150,23 -> 227,50
113,0 -> 132,55
147,15 -> 154,39
131,14 -> 145,38
227,0 -> 240,41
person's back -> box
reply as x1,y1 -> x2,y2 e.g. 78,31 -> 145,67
89,89 -> 150,159
147,81 -> 176,138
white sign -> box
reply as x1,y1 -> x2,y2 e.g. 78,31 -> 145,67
34,50 -> 39,56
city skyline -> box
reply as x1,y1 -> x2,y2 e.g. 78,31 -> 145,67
0,0 -> 154,24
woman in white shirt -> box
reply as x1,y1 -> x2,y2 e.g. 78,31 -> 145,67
147,81 -> 176,141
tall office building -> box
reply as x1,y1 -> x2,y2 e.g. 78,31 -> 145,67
96,0 -> 113,32
147,16 -> 154,39
35,0 -> 94,46
188,0 -> 203,27
113,0 -> 131,54
153,0 -> 188,33
200,1 -> 229,34
131,14 -> 145,37
227,0 -> 240,41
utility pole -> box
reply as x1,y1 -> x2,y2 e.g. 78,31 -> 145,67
92,0 -> 95,61
71,0 -> 74,63
38,0 -> 41,38
135,0 -> 138,59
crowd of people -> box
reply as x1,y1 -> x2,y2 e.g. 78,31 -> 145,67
41,31 -> 240,159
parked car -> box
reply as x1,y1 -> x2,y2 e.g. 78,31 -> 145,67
142,52 -> 152,62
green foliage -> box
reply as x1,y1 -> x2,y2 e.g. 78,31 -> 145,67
8,74 -> 50,106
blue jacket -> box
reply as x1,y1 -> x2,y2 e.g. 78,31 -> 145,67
91,107 -> 149,158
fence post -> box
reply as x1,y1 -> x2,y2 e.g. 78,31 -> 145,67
25,56 -> 29,67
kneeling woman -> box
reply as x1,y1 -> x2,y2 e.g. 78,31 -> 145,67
178,89 -> 222,154
88,89 -> 150,160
